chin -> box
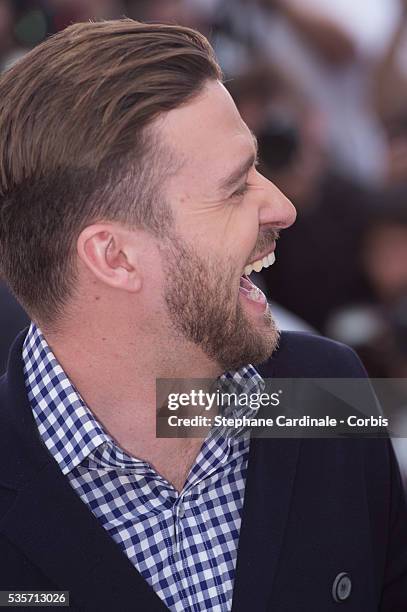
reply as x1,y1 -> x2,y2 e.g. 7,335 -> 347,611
216,306 -> 280,372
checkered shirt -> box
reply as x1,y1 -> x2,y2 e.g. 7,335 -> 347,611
23,323 -> 264,611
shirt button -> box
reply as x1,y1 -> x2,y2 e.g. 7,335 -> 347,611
177,502 -> 185,518
332,572 -> 352,602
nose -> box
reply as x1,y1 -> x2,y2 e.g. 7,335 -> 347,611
258,175 -> 297,229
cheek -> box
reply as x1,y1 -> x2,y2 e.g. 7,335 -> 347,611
223,195 -> 259,234
140,247 -> 168,304
229,213 -> 259,262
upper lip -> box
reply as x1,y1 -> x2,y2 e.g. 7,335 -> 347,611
245,243 -> 276,268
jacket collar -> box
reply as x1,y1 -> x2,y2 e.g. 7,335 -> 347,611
0,330 -> 300,611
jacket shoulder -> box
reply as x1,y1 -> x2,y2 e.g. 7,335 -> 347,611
257,331 -> 367,378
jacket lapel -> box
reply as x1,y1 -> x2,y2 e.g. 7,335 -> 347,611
0,332 -> 167,611
0,458 -> 168,611
232,437 -> 301,611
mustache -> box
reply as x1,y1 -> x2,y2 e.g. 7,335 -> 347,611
247,228 -> 280,262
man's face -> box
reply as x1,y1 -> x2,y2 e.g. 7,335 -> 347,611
152,80 -> 296,371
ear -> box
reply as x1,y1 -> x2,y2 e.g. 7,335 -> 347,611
77,223 -> 142,292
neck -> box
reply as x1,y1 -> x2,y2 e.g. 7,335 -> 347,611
43,312 -> 222,467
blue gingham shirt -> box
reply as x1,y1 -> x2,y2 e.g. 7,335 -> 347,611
23,323 -> 264,611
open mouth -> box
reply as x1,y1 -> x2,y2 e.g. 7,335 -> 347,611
239,274 -> 266,305
238,249 -> 276,308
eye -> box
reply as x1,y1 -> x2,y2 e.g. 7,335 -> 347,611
232,182 -> 250,198
231,160 -> 260,199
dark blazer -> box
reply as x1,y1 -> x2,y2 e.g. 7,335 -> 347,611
0,282 -> 29,375
0,330 -> 406,611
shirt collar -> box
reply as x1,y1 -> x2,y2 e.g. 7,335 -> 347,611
22,322 -> 264,474
23,323 -> 111,475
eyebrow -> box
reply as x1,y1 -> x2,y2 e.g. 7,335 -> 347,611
217,131 -> 259,195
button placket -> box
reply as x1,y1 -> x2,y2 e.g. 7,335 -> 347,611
177,501 -> 185,519
173,496 -> 187,554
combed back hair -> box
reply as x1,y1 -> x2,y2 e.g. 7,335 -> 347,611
0,19 -> 221,324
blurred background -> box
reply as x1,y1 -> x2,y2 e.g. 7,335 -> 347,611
1,0 -> 407,465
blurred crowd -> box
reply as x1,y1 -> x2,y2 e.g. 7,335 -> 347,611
2,0 -> 407,385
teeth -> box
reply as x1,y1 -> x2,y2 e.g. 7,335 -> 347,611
249,288 -> 263,302
243,251 -> 275,276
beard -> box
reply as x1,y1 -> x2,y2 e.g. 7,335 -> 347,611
158,232 -> 279,372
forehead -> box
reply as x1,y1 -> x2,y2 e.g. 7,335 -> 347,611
156,80 -> 256,193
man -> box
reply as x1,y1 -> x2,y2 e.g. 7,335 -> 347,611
0,19 -> 405,612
